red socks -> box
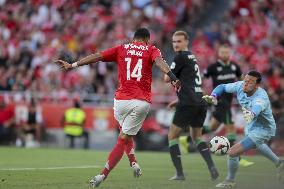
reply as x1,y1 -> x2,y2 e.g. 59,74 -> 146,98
101,137 -> 137,179
124,138 -> 137,166
101,137 -> 125,178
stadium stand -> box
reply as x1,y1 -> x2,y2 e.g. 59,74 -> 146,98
0,0 -> 283,153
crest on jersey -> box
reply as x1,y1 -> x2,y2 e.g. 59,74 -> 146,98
217,67 -> 222,72
170,62 -> 176,69
231,65 -> 236,71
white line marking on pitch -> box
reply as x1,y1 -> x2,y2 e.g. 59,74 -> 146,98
0,165 -> 100,171
0,165 -> 276,177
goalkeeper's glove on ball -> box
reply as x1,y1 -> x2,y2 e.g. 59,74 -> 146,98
202,94 -> 218,105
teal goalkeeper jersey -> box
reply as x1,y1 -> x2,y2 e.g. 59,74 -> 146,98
212,81 -> 276,137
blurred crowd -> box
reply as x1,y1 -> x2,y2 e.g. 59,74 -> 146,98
0,1 -> 283,144
0,0 -> 212,101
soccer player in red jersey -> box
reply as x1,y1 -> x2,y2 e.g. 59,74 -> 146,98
55,28 -> 181,187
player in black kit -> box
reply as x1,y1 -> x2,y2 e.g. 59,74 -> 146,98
204,44 -> 254,167
164,31 -> 219,181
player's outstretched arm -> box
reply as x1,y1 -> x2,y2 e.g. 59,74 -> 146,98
204,82 -> 239,104
54,53 -> 103,71
202,84 -> 226,105
154,57 -> 181,90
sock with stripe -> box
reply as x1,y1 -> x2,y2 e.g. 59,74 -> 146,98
169,139 -> 184,176
196,138 -> 215,169
227,133 -> 236,148
101,137 -> 126,179
124,137 -> 137,166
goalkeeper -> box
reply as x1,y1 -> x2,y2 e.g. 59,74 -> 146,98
203,70 -> 284,187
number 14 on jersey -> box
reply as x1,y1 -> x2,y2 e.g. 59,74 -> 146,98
125,58 -> 142,81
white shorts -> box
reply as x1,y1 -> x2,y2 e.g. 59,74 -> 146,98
114,99 -> 150,135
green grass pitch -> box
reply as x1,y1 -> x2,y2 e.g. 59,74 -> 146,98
0,147 -> 283,189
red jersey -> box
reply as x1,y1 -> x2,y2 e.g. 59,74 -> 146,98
0,105 -> 15,124
101,42 -> 162,102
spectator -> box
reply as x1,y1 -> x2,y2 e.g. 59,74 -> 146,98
0,0 -> 283,150
0,96 -> 15,145
17,99 -> 42,148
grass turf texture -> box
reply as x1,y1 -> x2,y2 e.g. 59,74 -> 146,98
0,147 -> 283,189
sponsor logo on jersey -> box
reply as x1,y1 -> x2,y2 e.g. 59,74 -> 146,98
127,49 -> 143,56
217,66 -> 223,72
216,73 -> 236,80
188,55 -> 197,62
170,62 -> 176,69
124,44 -> 149,50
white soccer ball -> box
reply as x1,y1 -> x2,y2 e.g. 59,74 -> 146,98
209,136 -> 230,155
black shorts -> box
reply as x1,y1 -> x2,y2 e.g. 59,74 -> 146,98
172,105 -> 207,128
212,103 -> 233,124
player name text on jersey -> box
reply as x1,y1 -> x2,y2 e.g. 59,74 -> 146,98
127,50 -> 143,57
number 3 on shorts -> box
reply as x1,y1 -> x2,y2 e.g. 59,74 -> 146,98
125,58 -> 142,81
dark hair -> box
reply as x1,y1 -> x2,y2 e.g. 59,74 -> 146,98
74,101 -> 81,108
173,31 -> 189,40
247,70 -> 262,83
133,28 -> 150,39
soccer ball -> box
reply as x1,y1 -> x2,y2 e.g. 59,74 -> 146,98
209,136 -> 230,155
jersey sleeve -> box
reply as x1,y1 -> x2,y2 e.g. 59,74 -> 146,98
203,64 -> 213,78
170,54 -> 184,74
211,81 -> 240,97
224,81 -> 242,93
251,96 -> 268,116
151,46 -> 162,62
235,64 -> 242,78
100,45 -> 120,62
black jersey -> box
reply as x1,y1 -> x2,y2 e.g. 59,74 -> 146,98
204,60 -> 242,105
170,51 -> 205,106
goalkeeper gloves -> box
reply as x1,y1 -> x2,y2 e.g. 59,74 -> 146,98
202,94 -> 218,105
241,107 -> 255,123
